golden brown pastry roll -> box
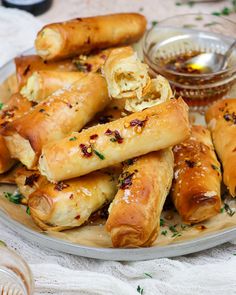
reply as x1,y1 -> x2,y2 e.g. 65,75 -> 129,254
15,167 -> 47,201
206,99 -> 236,197
15,55 -> 77,89
39,98 -> 190,182
3,73 -> 110,169
106,150 -> 174,247
35,13 -> 146,61
0,135 -> 15,173
20,71 -> 86,102
0,164 -> 22,184
0,93 -> 33,131
171,125 -> 222,224
103,46 -> 149,100
28,170 -> 118,231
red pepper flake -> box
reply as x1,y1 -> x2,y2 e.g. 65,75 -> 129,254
118,171 -> 135,190
67,103 -> 73,109
105,129 -> 113,135
79,144 -> 92,157
54,181 -> 69,191
100,54 -> 107,60
130,118 -> 147,128
90,134 -> 98,140
23,65 -> 30,76
75,215 -> 80,220
24,173 -> 40,187
69,194 -> 74,200
185,160 -> 196,168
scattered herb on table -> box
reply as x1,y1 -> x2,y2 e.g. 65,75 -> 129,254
195,15 -> 203,21
144,273 -> 152,278
4,192 -> 23,204
139,7 -> 144,12
137,285 -> 144,294
0,240 -> 6,247
161,230 -> 168,236
169,225 -> 182,238
151,20 -> 158,27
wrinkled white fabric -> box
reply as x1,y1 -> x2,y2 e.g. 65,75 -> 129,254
0,3 -> 236,295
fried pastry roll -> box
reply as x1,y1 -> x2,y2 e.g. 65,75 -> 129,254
39,98 -> 190,182
28,170 -> 118,231
0,93 -> 33,130
15,167 -> 47,201
35,13 -> 146,61
0,93 -> 33,173
103,46 -> 149,100
15,55 -> 77,89
3,73 -> 110,169
20,71 -> 86,102
106,150 -> 174,247
0,135 -> 15,173
0,164 -> 22,184
171,125 -> 222,224
206,99 -> 236,197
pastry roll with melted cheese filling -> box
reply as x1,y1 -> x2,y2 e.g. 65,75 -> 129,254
15,55 -> 77,89
103,46 -> 149,100
206,99 -> 236,197
3,73 -> 110,169
39,98 -> 190,182
20,71 -> 86,102
106,150 -> 174,247
171,125 -> 222,224
15,167 -> 47,201
35,13 -> 146,61
28,170 -> 118,231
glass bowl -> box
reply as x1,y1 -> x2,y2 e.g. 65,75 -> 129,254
0,241 -> 34,294
143,14 -> 236,108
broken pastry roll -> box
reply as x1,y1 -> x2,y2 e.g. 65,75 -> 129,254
0,135 -> 15,174
3,73 -> 110,169
39,98 -> 190,182
20,71 -> 86,102
35,13 -> 146,60
106,150 -> 174,247
103,46 -> 149,100
171,125 -> 222,224
206,99 -> 236,197
28,170 -> 118,231
15,55 -> 77,89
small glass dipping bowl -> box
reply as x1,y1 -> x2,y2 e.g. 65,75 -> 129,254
143,14 -> 236,108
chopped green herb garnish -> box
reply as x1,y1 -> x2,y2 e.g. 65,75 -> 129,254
183,24 -> 196,29
139,7 -> 144,12
220,207 -> 224,213
161,230 -> 168,236
0,240 -> 6,247
224,203 -> 235,217
187,1 -> 195,7
26,206 -> 31,215
0,102 -> 3,110
221,7 -> 231,15
169,225 -> 178,233
69,136 -> 77,141
110,138 -> 117,142
175,2 -> 181,6
137,285 -> 144,294
4,192 -> 23,204
172,232 -> 182,238
212,12 -> 221,16
93,149 -> 105,160
195,15 -> 203,21
181,224 -> 188,230
160,218 -> 165,227
151,20 -> 158,27
144,273 -> 152,278
233,253 -> 236,256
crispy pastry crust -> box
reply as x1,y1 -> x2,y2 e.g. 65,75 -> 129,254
206,99 -> 236,197
28,171 -> 118,231
35,13 -> 147,60
171,125 -> 222,224
0,135 -> 15,173
3,73 -> 110,169
15,55 -> 77,89
106,150 -> 174,247
39,98 -> 190,182
21,71 -> 86,102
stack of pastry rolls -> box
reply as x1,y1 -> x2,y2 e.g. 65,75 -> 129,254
0,12 -> 198,249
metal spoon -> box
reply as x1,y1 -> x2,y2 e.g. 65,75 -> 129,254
184,39 -> 236,73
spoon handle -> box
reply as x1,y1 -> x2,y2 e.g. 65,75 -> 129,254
222,39 -> 236,70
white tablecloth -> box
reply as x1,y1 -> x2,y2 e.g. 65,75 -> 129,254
1,1 -> 236,294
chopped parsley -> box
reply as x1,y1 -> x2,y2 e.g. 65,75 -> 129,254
0,240 -> 6,247
169,225 -> 182,238
160,218 -> 165,227
151,20 -> 158,27
137,285 -> 144,294
26,206 -> 31,215
161,230 -> 168,236
224,203 -> 235,217
93,149 -> 105,160
0,102 -> 3,110
4,192 -> 23,204
144,273 -> 152,278
69,136 -> 77,141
